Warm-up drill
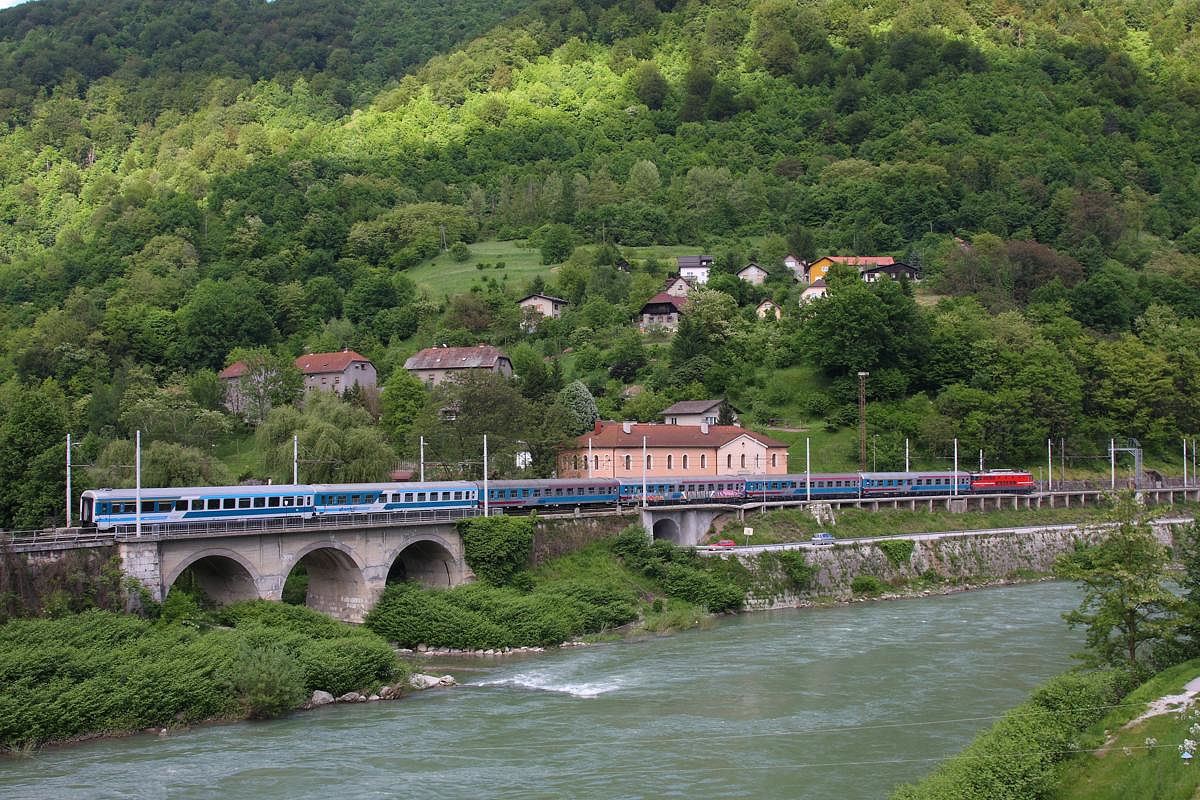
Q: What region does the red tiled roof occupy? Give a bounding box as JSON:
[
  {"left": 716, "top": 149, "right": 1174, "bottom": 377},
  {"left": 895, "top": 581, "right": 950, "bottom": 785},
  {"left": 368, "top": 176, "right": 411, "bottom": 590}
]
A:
[
  {"left": 641, "top": 292, "right": 687, "bottom": 311},
  {"left": 404, "top": 345, "right": 509, "bottom": 371},
  {"left": 295, "top": 350, "right": 371, "bottom": 375},
  {"left": 826, "top": 255, "right": 895, "bottom": 266},
  {"left": 219, "top": 350, "right": 372, "bottom": 380},
  {"left": 579, "top": 421, "right": 786, "bottom": 449},
  {"left": 218, "top": 362, "right": 248, "bottom": 380}
]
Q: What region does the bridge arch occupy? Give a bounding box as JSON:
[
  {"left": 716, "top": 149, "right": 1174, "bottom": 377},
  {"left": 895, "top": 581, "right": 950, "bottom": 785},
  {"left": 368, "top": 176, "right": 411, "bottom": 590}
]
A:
[
  {"left": 283, "top": 541, "right": 370, "bottom": 621},
  {"left": 385, "top": 537, "right": 461, "bottom": 589},
  {"left": 651, "top": 517, "right": 681, "bottom": 544},
  {"left": 164, "top": 548, "right": 262, "bottom": 607}
]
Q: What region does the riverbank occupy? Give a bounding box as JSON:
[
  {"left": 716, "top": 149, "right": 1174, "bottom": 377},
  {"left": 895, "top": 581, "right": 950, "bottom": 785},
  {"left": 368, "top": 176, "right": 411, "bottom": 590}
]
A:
[
  {"left": 0, "top": 582, "right": 1087, "bottom": 800},
  {"left": 0, "top": 599, "right": 406, "bottom": 752}
]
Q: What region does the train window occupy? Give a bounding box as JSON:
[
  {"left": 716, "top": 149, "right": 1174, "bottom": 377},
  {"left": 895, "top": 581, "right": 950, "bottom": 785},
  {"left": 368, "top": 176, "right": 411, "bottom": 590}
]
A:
[
  {"left": 416, "top": 492, "right": 426, "bottom": 502},
  {"left": 205, "top": 499, "right": 218, "bottom": 510},
  {"left": 238, "top": 497, "right": 251, "bottom": 509},
  {"left": 221, "top": 498, "right": 233, "bottom": 510},
  {"left": 454, "top": 491, "right": 462, "bottom": 500},
  {"left": 350, "top": 495, "right": 360, "bottom": 504},
  {"left": 268, "top": 497, "right": 280, "bottom": 508},
  {"left": 532, "top": 489, "right": 541, "bottom": 497},
  {"left": 404, "top": 493, "right": 413, "bottom": 503},
  {"left": 282, "top": 496, "right": 295, "bottom": 507},
  {"left": 141, "top": 501, "right": 155, "bottom": 513},
  {"left": 522, "top": 489, "right": 530, "bottom": 498},
  {"left": 175, "top": 500, "right": 188, "bottom": 512},
  {"left": 254, "top": 497, "right": 266, "bottom": 508}
]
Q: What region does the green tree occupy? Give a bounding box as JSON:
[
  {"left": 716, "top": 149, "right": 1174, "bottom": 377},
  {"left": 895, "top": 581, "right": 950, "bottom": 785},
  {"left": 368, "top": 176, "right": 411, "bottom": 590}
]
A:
[
  {"left": 258, "top": 393, "right": 395, "bottom": 484},
  {"left": 1053, "top": 493, "right": 1181, "bottom": 673},
  {"left": 557, "top": 380, "right": 599, "bottom": 435},
  {"left": 230, "top": 349, "right": 304, "bottom": 426},
  {"left": 380, "top": 369, "right": 427, "bottom": 453},
  {"left": 628, "top": 61, "right": 668, "bottom": 109}
]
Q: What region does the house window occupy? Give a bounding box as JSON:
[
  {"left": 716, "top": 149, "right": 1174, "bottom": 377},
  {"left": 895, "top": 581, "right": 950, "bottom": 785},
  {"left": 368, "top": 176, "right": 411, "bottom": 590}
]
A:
[
  {"left": 682, "top": 455, "right": 689, "bottom": 469},
  {"left": 771, "top": 453, "right": 777, "bottom": 468},
  {"left": 740, "top": 454, "right": 746, "bottom": 469},
  {"left": 667, "top": 455, "right": 673, "bottom": 470},
  {"left": 701, "top": 454, "right": 707, "bottom": 469},
  {"left": 727, "top": 454, "right": 732, "bottom": 469},
  {"left": 573, "top": 455, "right": 579, "bottom": 470},
  {"left": 624, "top": 454, "right": 631, "bottom": 470},
  {"left": 646, "top": 454, "right": 653, "bottom": 469},
  {"left": 593, "top": 455, "right": 599, "bottom": 470}
]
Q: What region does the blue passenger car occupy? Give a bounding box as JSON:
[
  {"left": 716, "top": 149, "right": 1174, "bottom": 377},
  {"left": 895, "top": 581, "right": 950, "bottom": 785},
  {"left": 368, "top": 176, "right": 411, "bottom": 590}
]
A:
[
  {"left": 860, "top": 472, "right": 970, "bottom": 497},
  {"left": 485, "top": 479, "right": 619, "bottom": 511},
  {"left": 83, "top": 485, "right": 317, "bottom": 530},
  {"left": 617, "top": 477, "right": 746, "bottom": 505},
  {"left": 745, "top": 473, "right": 860, "bottom": 500}
]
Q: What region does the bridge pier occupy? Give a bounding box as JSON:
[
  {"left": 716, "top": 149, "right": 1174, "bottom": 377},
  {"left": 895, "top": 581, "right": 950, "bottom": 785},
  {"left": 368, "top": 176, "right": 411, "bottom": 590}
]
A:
[{"left": 113, "top": 522, "right": 468, "bottom": 623}]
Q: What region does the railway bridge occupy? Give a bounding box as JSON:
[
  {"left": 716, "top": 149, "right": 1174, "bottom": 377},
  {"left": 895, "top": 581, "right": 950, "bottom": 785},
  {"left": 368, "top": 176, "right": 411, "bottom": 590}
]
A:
[{"left": 8, "top": 485, "right": 1200, "bottom": 620}]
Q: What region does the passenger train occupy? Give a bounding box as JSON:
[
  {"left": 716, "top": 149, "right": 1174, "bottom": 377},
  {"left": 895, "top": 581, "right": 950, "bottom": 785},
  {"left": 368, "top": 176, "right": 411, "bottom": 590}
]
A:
[{"left": 80, "top": 470, "right": 1035, "bottom": 531}]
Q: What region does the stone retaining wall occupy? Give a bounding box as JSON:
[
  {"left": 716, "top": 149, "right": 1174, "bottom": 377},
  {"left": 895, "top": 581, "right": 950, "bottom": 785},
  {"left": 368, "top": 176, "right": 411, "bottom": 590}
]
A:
[
  {"left": 531, "top": 513, "right": 637, "bottom": 566},
  {"left": 741, "top": 521, "right": 1183, "bottom": 609}
]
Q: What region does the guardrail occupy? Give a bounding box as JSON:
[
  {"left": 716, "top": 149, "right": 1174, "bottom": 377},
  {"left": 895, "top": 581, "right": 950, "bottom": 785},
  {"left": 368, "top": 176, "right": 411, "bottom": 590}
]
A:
[{"left": 108, "top": 506, "right": 481, "bottom": 540}]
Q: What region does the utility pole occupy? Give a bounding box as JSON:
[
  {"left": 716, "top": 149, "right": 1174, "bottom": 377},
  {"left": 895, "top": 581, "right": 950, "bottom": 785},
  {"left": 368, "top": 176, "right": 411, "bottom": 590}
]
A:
[
  {"left": 952, "top": 438, "right": 958, "bottom": 497},
  {"left": 805, "top": 437, "right": 811, "bottom": 502},
  {"left": 293, "top": 435, "right": 299, "bottom": 485},
  {"left": 978, "top": 449, "right": 983, "bottom": 472},
  {"left": 135, "top": 429, "right": 142, "bottom": 537},
  {"left": 1110, "top": 438, "right": 1116, "bottom": 490},
  {"left": 857, "top": 371, "right": 869, "bottom": 471},
  {"left": 65, "top": 434, "right": 72, "bottom": 527},
  {"left": 1047, "top": 438, "right": 1053, "bottom": 492},
  {"left": 482, "top": 435, "right": 489, "bottom": 516},
  {"left": 641, "top": 435, "right": 648, "bottom": 508},
  {"left": 904, "top": 438, "right": 909, "bottom": 472},
  {"left": 588, "top": 437, "right": 593, "bottom": 479},
  {"left": 419, "top": 436, "right": 425, "bottom": 482}
]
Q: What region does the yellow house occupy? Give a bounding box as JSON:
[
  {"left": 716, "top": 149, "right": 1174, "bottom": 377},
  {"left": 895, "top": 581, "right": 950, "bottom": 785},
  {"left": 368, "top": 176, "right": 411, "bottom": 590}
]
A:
[{"left": 805, "top": 255, "right": 895, "bottom": 285}]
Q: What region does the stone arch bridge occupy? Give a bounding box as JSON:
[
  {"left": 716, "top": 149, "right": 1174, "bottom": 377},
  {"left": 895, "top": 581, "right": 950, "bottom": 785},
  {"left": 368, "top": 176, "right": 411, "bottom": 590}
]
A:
[{"left": 120, "top": 521, "right": 468, "bottom": 623}]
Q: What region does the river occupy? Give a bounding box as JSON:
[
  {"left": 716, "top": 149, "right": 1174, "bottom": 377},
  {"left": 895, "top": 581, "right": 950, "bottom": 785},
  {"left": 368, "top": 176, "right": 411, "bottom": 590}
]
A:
[{"left": 1, "top": 581, "right": 1081, "bottom": 800}]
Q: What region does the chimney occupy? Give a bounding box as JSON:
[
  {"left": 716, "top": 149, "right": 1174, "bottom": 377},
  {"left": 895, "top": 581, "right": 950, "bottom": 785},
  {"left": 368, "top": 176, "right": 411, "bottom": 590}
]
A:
[
  {"left": 700, "top": 422, "right": 709, "bottom": 434},
  {"left": 594, "top": 419, "right": 603, "bottom": 434},
  {"left": 622, "top": 421, "right": 632, "bottom": 434}
]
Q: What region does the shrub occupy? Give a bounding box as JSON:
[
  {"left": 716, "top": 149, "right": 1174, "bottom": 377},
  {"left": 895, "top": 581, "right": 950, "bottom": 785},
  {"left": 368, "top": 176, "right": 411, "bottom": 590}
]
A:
[
  {"left": 773, "top": 550, "right": 816, "bottom": 590},
  {"left": 877, "top": 539, "right": 915, "bottom": 568},
  {"left": 365, "top": 583, "right": 514, "bottom": 649},
  {"left": 449, "top": 242, "right": 471, "bottom": 262},
  {"left": 664, "top": 565, "right": 744, "bottom": 612},
  {"left": 851, "top": 574, "right": 886, "bottom": 595},
  {"left": 890, "top": 669, "right": 1131, "bottom": 799},
  {"left": 458, "top": 516, "right": 534, "bottom": 586},
  {"left": 228, "top": 643, "right": 306, "bottom": 719},
  {"left": 159, "top": 590, "right": 203, "bottom": 624}
]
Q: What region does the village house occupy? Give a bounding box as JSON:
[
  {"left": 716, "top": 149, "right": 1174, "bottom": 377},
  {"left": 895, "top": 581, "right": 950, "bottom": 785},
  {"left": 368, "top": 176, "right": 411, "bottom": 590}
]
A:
[
  {"left": 557, "top": 420, "right": 787, "bottom": 478},
  {"left": 799, "top": 279, "right": 827, "bottom": 303},
  {"left": 403, "top": 345, "right": 513, "bottom": 386},
  {"left": 804, "top": 255, "right": 920, "bottom": 286},
  {"left": 659, "top": 399, "right": 740, "bottom": 427},
  {"left": 676, "top": 255, "right": 713, "bottom": 285},
  {"left": 219, "top": 349, "right": 377, "bottom": 413},
  {"left": 517, "top": 293, "right": 568, "bottom": 331},
  {"left": 663, "top": 276, "right": 691, "bottom": 297},
  {"left": 517, "top": 293, "right": 568, "bottom": 319},
  {"left": 736, "top": 262, "right": 768, "bottom": 285},
  {"left": 638, "top": 292, "right": 687, "bottom": 332},
  {"left": 756, "top": 299, "right": 782, "bottom": 319},
  {"left": 783, "top": 254, "right": 805, "bottom": 281}
]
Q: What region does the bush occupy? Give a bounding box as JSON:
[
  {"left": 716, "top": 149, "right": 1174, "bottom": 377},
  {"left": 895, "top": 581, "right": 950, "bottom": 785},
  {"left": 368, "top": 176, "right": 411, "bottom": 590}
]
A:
[
  {"left": 449, "top": 242, "right": 471, "bottom": 262},
  {"left": 851, "top": 574, "right": 886, "bottom": 595},
  {"left": 890, "top": 669, "right": 1131, "bottom": 799},
  {"left": 0, "top": 603, "right": 400, "bottom": 747},
  {"left": 877, "top": 539, "right": 915, "bottom": 568},
  {"left": 664, "top": 565, "right": 744, "bottom": 612},
  {"left": 773, "top": 550, "right": 816, "bottom": 590},
  {"left": 458, "top": 516, "right": 534, "bottom": 586},
  {"left": 365, "top": 583, "right": 514, "bottom": 650},
  {"left": 228, "top": 643, "right": 306, "bottom": 719}
]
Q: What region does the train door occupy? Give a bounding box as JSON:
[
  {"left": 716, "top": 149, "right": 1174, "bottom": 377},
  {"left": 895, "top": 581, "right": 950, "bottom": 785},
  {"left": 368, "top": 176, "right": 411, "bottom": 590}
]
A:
[{"left": 79, "top": 494, "right": 94, "bottom": 527}]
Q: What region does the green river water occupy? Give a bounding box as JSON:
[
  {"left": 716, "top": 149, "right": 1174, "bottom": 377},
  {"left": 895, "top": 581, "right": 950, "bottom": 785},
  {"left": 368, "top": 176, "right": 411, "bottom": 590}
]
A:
[{"left": 1, "top": 581, "right": 1081, "bottom": 800}]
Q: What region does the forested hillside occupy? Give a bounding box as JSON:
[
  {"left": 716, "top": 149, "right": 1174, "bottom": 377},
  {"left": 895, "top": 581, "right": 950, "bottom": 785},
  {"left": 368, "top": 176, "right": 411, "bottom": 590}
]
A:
[{"left": 0, "top": 0, "right": 1199, "bottom": 529}]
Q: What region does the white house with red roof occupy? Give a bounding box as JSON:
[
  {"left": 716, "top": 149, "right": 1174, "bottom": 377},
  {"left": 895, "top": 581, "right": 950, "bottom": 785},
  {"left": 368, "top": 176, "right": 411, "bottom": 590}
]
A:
[{"left": 218, "top": 349, "right": 377, "bottom": 414}]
